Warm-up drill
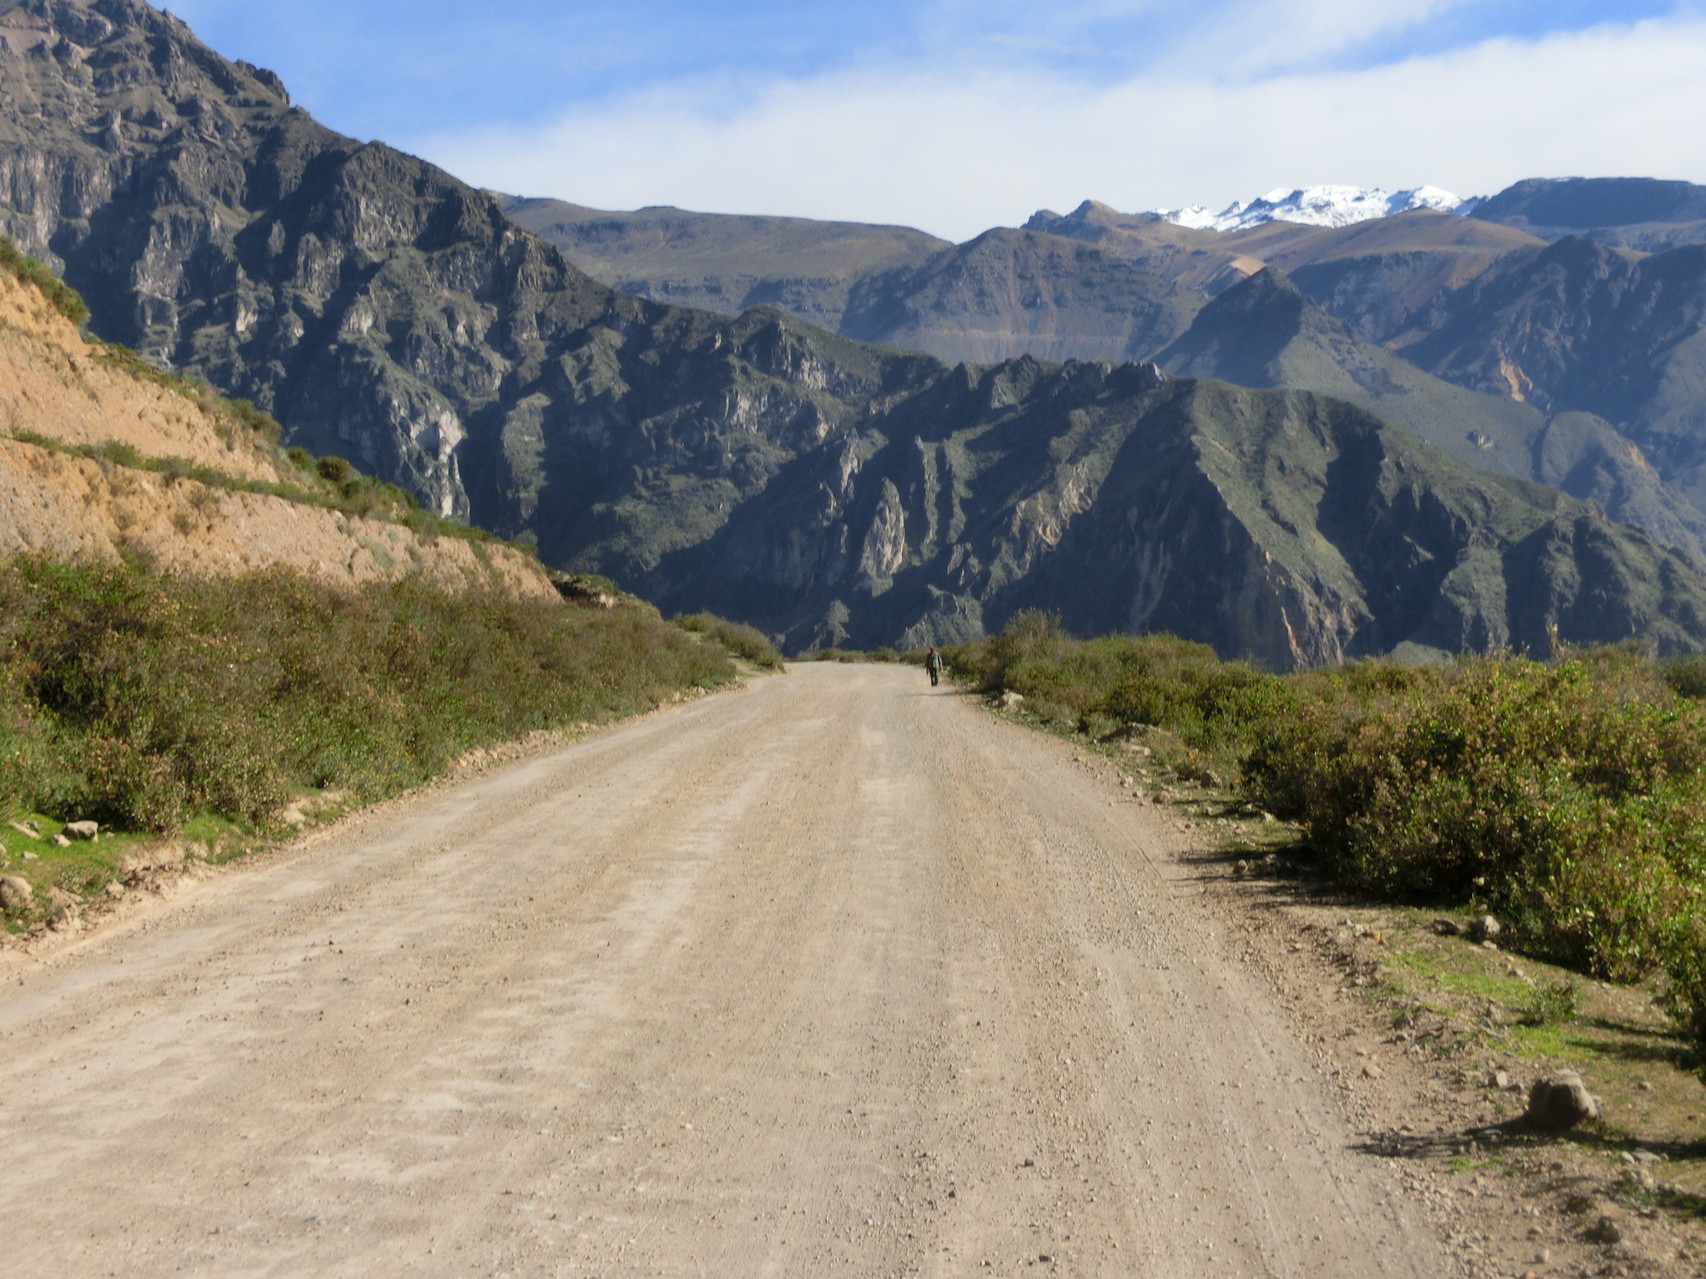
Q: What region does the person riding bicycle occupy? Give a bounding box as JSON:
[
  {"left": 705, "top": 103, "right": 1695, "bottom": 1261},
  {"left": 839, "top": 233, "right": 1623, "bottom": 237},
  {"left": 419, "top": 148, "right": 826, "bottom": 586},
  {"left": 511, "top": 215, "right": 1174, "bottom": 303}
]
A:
[{"left": 925, "top": 646, "right": 945, "bottom": 686}]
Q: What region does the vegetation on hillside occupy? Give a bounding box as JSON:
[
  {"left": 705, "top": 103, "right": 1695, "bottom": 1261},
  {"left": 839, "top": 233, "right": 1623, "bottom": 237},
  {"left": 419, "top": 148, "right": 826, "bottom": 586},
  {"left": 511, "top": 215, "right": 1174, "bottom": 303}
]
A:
[
  {"left": 0, "top": 556, "right": 737, "bottom": 838},
  {"left": 0, "top": 236, "right": 87, "bottom": 326},
  {"left": 672, "top": 612, "right": 785, "bottom": 670},
  {"left": 10, "top": 419, "right": 512, "bottom": 552},
  {"left": 948, "top": 613, "right": 1706, "bottom": 1072},
  {"left": 809, "top": 646, "right": 922, "bottom": 665}
]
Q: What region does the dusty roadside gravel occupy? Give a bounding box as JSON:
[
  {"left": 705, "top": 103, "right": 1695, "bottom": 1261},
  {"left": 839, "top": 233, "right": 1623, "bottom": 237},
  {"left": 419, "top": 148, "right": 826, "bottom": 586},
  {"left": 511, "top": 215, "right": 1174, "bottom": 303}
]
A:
[{"left": 0, "top": 663, "right": 1454, "bottom": 1276}]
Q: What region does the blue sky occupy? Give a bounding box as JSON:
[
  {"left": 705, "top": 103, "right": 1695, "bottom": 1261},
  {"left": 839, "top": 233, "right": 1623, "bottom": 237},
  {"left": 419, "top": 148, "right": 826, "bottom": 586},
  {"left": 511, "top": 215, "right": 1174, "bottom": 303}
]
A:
[{"left": 167, "top": 1, "right": 1706, "bottom": 240}]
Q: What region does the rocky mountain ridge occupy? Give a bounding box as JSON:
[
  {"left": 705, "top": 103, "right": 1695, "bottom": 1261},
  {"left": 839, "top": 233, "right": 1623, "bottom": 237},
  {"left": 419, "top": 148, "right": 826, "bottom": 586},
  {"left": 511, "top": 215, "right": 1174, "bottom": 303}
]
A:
[
  {"left": 515, "top": 177, "right": 1706, "bottom": 568},
  {"left": 666, "top": 358, "right": 1706, "bottom": 666},
  {"left": 1470, "top": 177, "right": 1706, "bottom": 252},
  {"left": 6, "top": 0, "right": 1706, "bottom": 665}
]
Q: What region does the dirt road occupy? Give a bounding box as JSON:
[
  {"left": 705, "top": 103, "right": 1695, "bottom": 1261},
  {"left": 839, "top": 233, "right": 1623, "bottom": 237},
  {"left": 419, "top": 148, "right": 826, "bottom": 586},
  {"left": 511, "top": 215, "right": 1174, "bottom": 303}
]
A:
[{"left": 0, "top": 665, "right": 1449, "bottom": 1276}]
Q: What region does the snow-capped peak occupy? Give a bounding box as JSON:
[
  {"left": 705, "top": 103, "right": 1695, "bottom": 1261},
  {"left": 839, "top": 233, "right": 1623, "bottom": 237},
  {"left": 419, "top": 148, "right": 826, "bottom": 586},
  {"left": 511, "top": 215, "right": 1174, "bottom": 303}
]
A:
[{"left": 1155, "top": 185, "right": 1475, "bottom": 232}]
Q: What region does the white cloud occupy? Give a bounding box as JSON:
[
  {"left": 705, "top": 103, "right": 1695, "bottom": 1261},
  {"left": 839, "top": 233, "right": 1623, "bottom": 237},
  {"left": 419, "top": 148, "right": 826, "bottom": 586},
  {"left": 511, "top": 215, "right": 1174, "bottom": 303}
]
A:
[
  {"left": 414, "top": 15, "right": 1706, "bottom": 242},
  {"left": 1178, "top": 0, "right": 1484, "bottom": 73}
]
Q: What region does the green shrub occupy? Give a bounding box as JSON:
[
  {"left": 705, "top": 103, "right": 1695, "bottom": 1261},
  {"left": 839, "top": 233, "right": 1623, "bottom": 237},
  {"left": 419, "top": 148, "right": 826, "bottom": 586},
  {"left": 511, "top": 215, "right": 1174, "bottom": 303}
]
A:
[
  {"left": 1664, "top": 652, "right": 1706, "bottom": 700},
  {"left": 0, "top": 237, "right": 88, "bottom": 326},
  {"left": 225, "top": 397, "right": 283, "bottom": 446},
  {"left": 1517, "top": 978, "right": 1581, "bottom": 1027},
  {"left": 96, "top": 440, "right": 145, "bottom": 468},
  {"left": 672, "top": 612, "right": 784, "bottom": 670},
  {"left": 950, "top": 619, "right": 1297, "bottom": 778},
  {"left": 315, "top": 455, "right": 358, "bottom": 485},
  {"left": 1661, "top": 917, "right": 1706, "bottom": 1081},
  {"left": 1243, "top": 656, "right": 1706, "bottom": 979},
  {"left": 0, "top": 556, "right": 738, "bottom": 832}
]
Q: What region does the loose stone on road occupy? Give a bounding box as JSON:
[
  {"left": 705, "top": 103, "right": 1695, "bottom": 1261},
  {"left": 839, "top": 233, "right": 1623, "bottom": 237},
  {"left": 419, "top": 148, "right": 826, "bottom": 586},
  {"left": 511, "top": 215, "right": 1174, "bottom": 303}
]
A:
[{"left": 0, "top": 664, "right": 1448, "bottom": 1276}]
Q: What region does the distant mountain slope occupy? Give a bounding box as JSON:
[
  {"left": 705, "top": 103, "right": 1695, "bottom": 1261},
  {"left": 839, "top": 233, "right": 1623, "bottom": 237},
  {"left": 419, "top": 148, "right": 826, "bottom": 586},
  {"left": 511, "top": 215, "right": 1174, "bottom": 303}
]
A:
[
  {"left": 1154, "top": 267, "right": 1706, "bottom": 564},
  {"left": 497, "top": 195, "right": 949, "bottom": 332},
  {"left": 1470, "top": 177, "right": 1706, "bottom": 252},
  {"left": 504, "top": 183, "right": 1706, "bottom": 559},
  {"left": 1381, "top": 237, "right": 1706, "bottom": 507},
  {"left": 1026, "top": 203, "right": 1546, "bottom": 307},
  {"left": 665, "top": 362, "right": 1706, "bottom": 666},
  {"left": 836, "top": 228, "right": 1200, "bottom": 365},
  {"left": 505, "top": 200, "right": 1201, "bottom": 368}
]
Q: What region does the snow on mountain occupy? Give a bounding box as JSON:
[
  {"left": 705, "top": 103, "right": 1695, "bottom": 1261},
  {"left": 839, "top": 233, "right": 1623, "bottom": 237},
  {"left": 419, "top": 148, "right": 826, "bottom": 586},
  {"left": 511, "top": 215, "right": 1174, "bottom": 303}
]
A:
[{"left": 1156, "top": 185, "right": 1477, "bottom": 232}]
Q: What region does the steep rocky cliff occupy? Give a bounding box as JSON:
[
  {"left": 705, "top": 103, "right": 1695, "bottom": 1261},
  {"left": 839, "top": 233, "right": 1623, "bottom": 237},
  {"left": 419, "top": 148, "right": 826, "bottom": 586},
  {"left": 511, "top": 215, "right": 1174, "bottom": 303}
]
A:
[
  {"left": 1, "top": 0, "right": 621, "bottom": 518},
  {"left": 640, "top": 359, "right": 1706, "bottom": 666},
  {"left": 0, "top": 0, "right": 933, "bottom": 540}
]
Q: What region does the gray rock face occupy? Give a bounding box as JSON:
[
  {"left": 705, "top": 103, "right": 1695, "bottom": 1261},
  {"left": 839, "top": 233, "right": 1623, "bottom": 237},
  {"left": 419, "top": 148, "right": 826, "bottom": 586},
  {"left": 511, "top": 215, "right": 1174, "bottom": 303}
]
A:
[{"left": 1525, "top": 1071, "right": 1600, "bottom": 1130}]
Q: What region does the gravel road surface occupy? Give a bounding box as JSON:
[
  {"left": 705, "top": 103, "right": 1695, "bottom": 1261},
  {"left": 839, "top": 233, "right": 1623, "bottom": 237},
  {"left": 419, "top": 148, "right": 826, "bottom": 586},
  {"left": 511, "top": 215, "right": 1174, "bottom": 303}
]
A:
[{"left": 0, "top": 664, "right": 1448, "bottom": 1276}]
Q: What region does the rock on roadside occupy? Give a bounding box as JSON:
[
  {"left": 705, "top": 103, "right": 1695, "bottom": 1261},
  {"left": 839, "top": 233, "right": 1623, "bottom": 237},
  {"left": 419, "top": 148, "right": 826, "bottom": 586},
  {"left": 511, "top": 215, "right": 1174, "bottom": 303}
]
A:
[
  {"left": 1468, "top": 914, "right": 1502, "bottom": 944},
  {"left": 1526, "top": 1071, "right": 1600, "bottom": 1130},
  {"left": 0, "top": 875, "right": 31, "bottom": 912}
]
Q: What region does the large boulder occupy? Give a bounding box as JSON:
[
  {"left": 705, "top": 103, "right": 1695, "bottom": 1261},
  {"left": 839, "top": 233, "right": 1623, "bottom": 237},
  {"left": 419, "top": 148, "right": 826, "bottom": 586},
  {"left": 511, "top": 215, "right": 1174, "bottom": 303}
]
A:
[
  {"left": 1525, "top": 1071, "right": 1600, "bottom": 1130},
  {"left": 0, "top": 875, "right": 32, "bottom": 912}
]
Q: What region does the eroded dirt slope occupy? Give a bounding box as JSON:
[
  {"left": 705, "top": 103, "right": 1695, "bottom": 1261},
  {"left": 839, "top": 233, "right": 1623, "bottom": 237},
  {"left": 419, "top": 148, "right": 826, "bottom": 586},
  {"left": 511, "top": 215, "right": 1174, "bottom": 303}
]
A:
[
  {"left": 0, "top": 267, "right": 555, "bottom": 599},
  {"left": 0, "top": 665, "right": 1449, "bottom": 1276}
]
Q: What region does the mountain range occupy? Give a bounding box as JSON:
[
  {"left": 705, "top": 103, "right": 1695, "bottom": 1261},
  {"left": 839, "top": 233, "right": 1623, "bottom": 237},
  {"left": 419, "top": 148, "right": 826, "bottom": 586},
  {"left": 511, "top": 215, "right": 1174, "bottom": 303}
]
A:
[
  {"left": 514, "top": 182, "right": 1706, "bottom": 545},
  {"left": 1149, "top": 184, "right": 1473, "bottom": 232},
  {"left": 5, "top": 0, "right": 1706, "bottom": 665}
]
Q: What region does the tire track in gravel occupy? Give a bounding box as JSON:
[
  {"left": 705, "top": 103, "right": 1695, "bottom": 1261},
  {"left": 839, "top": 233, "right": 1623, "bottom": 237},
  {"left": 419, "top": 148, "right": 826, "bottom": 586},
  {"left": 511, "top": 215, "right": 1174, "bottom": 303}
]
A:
[{"left": 0, "top": 663, "right": 1450, "bottom": 1277}]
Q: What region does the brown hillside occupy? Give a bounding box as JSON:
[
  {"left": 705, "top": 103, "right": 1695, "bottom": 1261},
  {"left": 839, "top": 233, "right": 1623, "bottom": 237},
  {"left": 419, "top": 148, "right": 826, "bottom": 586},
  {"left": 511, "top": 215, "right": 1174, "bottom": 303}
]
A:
[
  {"left": 0, "top": 268, "right": 286, "bottom": 482},
  {"left": 0, "top": 268, "right": 556, "bottom": 599}
]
